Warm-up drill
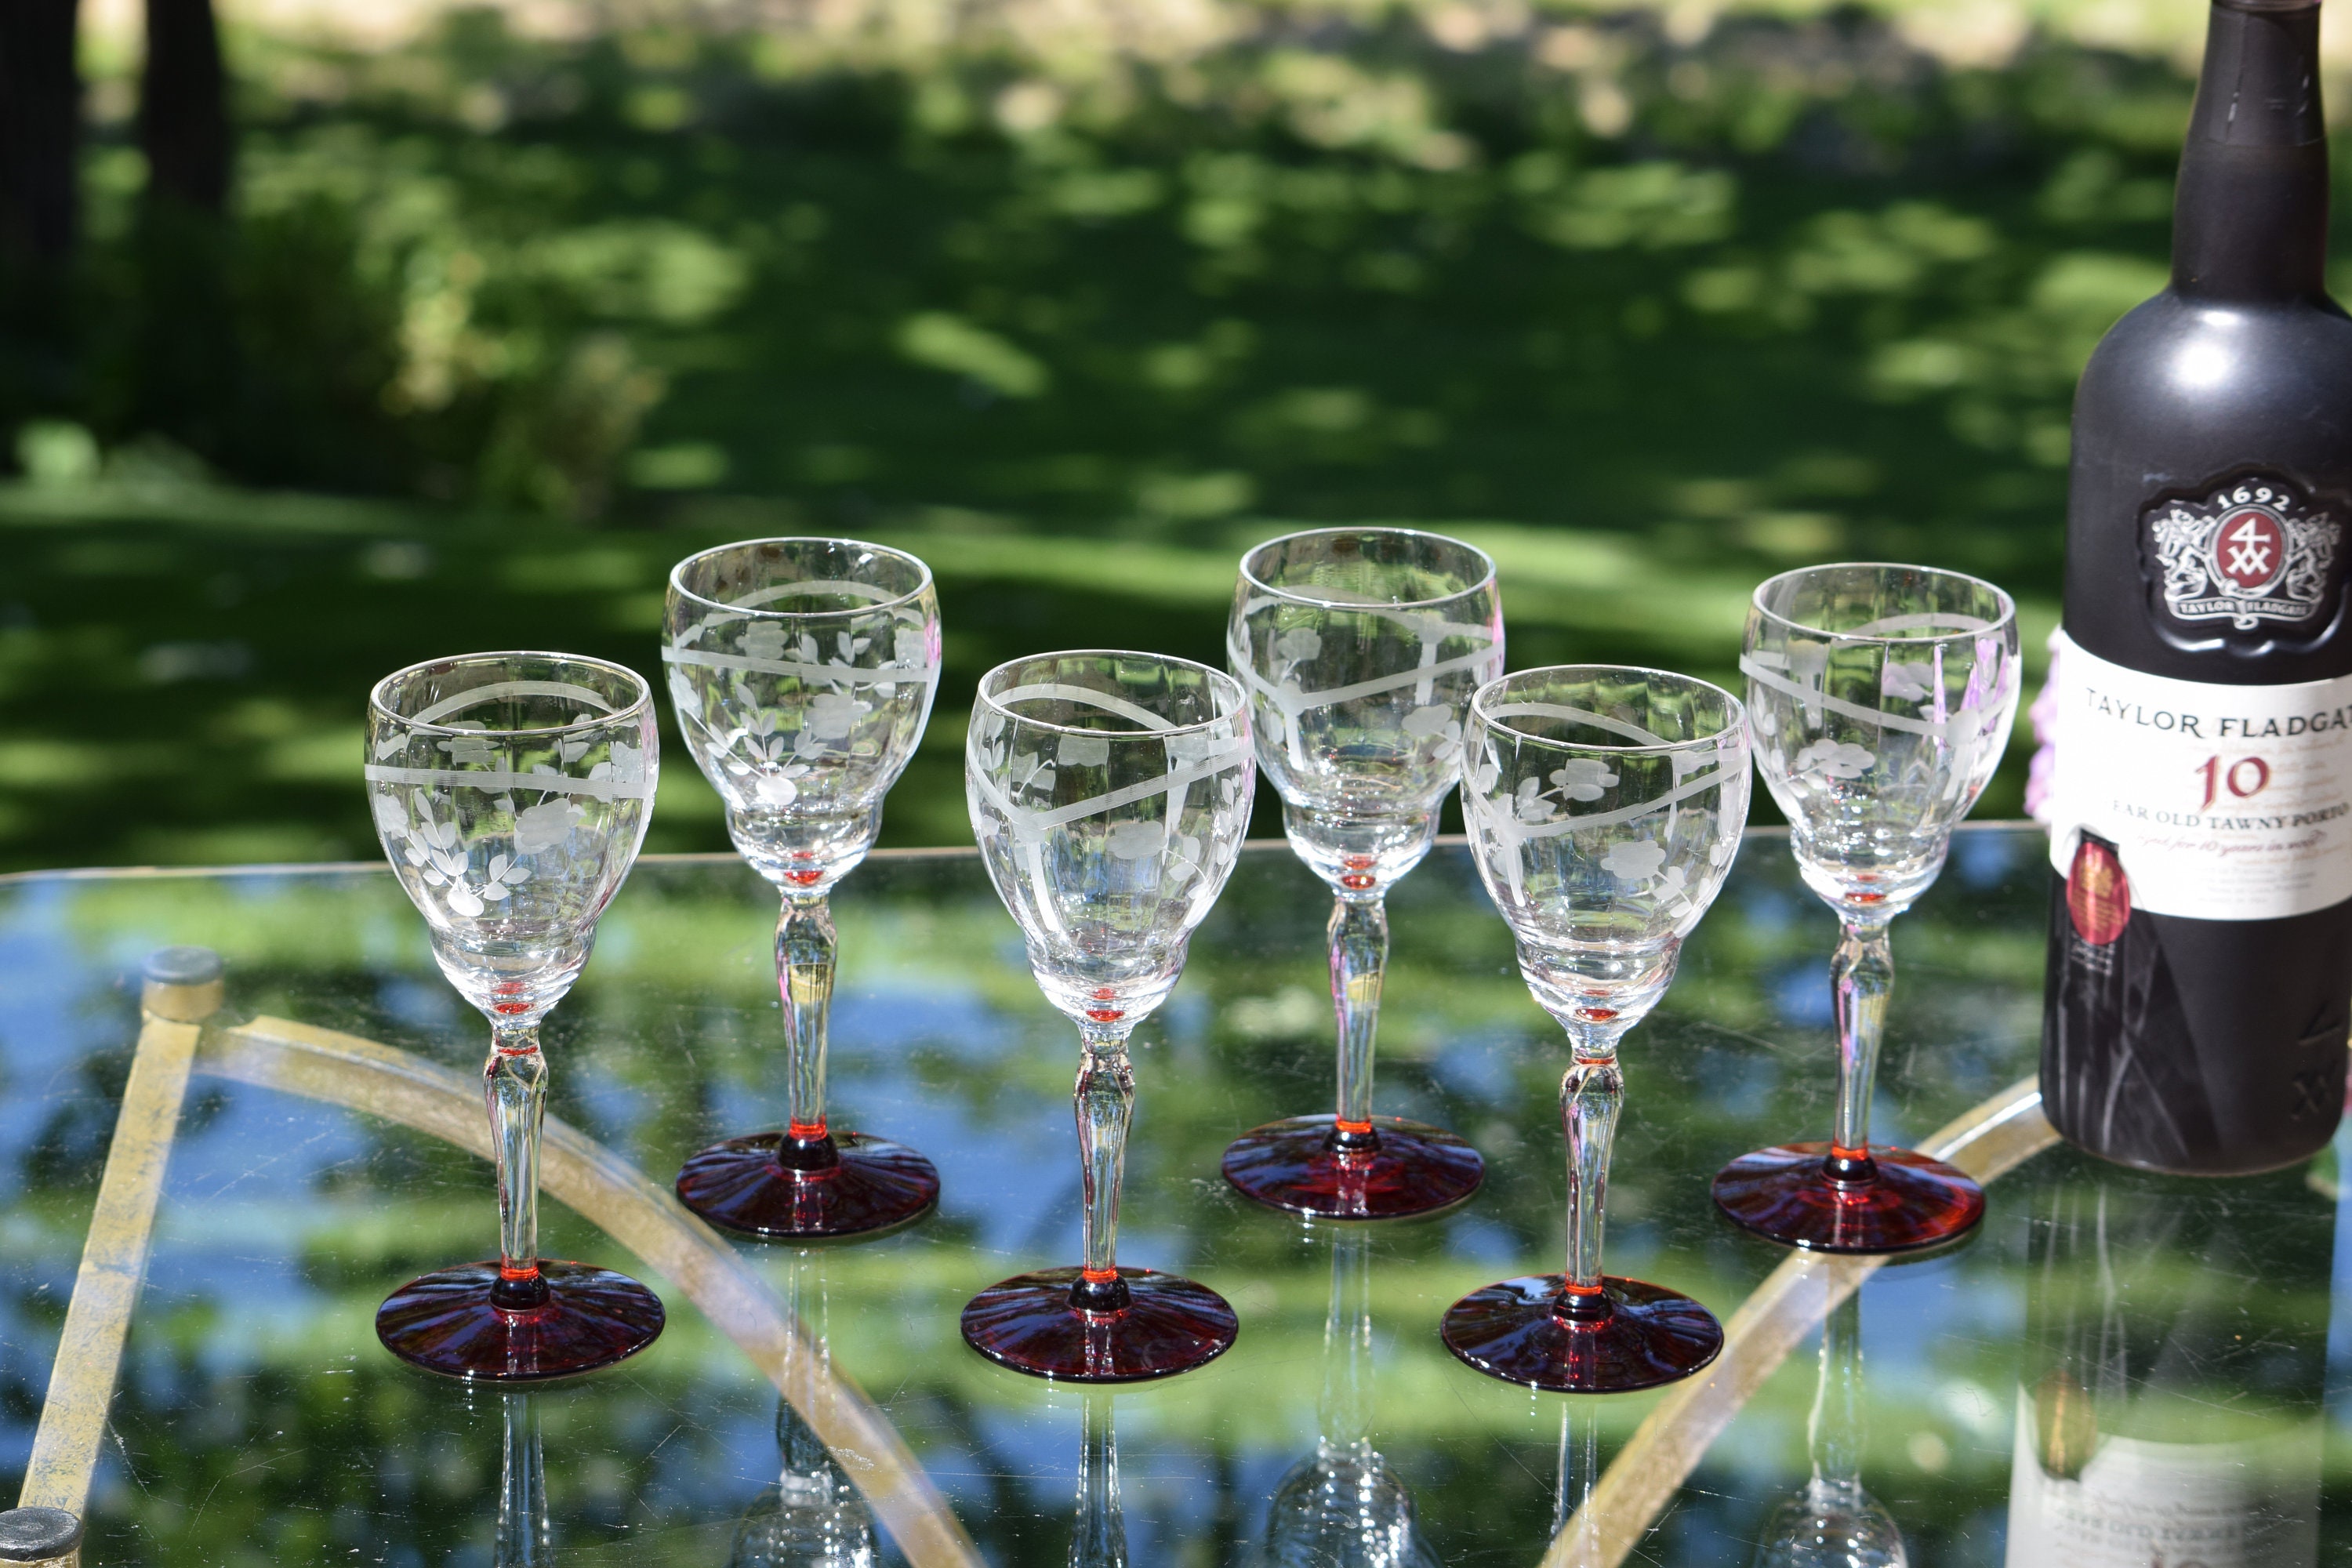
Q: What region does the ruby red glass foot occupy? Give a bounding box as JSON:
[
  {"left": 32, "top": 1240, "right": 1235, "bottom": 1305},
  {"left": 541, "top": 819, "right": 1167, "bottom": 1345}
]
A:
[
  {"left": 1711, "top": 1141, "right": 1985, "bottom": 1254},
  {"left": 376, "top": 1260, "right": 666, "bottom": 1382},
  {"left": 1221, "top": 1113, "right": 1484, "bottom": 1220},
  {"left": 960, "top": 1265, "right": 1239, "bottom": 1382},
  {"left": 1441, "top": 1274, "right": 1723, "bottom": 1393},
  {"left": 676, "top": 1130, "right": 939, "bottom": 1240}
]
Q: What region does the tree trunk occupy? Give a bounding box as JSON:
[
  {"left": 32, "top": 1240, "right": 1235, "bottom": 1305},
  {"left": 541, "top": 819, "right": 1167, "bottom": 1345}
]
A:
[
  {"left": 0, "top": 0, "right": 82, "bottom": 259},
  {"left": 141, "top": 0, "right": 228, "bottom": 213}
]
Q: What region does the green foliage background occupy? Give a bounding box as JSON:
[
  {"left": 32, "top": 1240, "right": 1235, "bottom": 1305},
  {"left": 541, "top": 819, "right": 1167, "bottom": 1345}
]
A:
[{"left": 0, "top": 0, "right": 2313, "bottom": 870}]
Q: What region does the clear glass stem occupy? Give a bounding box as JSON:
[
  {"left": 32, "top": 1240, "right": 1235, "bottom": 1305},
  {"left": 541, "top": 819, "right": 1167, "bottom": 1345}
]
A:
[
  {"left": 1072, "top": 1390, "right": 1128, "bottom": 1568},
  {"left": 1559, "top": 1044, "right": 1624, "bottom": 1315},
  {"left": 1329, "top": 893, "right": 1388, "bottom": 1145},
  {"left": 1812, "top": 1285, "right": 1867, "bottom": 1496},
  {"left": 1320, "top": 1227, "right": 1374, "bottom": 1450},
  {"left": 1829, "top": 921, "right": 1895, "bottom": 1174},
  {"left": 485, "top": 1021, "right": 548, "bottom": 1310},
  {"left": 1072, "top": 1022, "right": 1135, "bottom": 1312},
  {"left": 779, "top": 893, "right": 838, "bottom": 1166},
  {"left": 496, "top": 1392, "right": 547, "bottom": 1568}
]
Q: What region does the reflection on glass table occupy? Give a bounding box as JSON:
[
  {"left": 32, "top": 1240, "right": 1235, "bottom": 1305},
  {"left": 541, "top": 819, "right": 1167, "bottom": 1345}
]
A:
[
  {"left": 1252, "top": 1230, "right": 1438, "bottom": 1567},
  {"left": 4, "top": 826, "right": 2352, "bottom": 1564},
  {"left": 495, "top": 1393, "right": 550, "bottom": 1568},
  {"left": 1750, "top": 1283, "right": 1906, "bottom": 1568},
  {"left": 729, "top": 1250, "right": 880, "bottom": 1568}
]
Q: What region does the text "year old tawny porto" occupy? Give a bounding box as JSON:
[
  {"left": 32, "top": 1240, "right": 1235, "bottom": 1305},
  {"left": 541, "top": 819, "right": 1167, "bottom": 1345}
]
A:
[{"left": 2042, "top": 0, "right": 2352, "bottom": 1174}]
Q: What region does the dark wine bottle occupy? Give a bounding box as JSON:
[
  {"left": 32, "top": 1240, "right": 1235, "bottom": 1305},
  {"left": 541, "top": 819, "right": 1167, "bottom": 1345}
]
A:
[{"left": 2042, "top": 0, "right": 2352, "bottom": 1174}]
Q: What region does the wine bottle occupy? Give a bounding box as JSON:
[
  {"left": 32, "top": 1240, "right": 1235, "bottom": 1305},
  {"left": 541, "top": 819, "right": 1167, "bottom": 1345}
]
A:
[{"left": 2042, "top": 0, "right": 2352, "bottom": 1174}]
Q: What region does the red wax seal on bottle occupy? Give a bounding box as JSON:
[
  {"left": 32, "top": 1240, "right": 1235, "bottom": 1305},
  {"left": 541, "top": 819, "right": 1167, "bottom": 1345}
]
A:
[{"left": 2066, "top": 834, "right": 2132, "bottom": 946}]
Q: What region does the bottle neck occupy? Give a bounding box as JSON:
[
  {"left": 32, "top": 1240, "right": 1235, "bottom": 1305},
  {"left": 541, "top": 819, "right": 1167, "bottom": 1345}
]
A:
[{"left": 2172, "top": 0, "right": 2329, "bottom": 302}]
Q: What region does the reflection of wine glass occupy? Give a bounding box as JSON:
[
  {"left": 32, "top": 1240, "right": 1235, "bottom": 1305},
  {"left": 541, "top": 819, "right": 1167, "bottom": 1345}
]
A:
[
  {"left": 495, "top": 1393, "right": 548, "bottom": 1568},
  {"left": 1749, "top": 1284, "right": 1906, "bottom": 1568},
  {"left": 961, "top": 652, "right": 1256, "bottom": 1381},
  {"left": 1220, "top": 528, "right": 1503, "bottom": 1220},
  {"left": 365, "top": 652, "right": 666, "bottom": 1381},
  {"left": 667, "top": 538, "right": 943, "bottom": 1240},
  {"left": 1253, "top": 1229, "right": 1439, "bottom": 1568},
  {"left": 1071, "top": 1392, "right": 1130, "bottom": 1568},
  {"left": 730, "top": 1251, "right": 878, "bottom": 1568},
  {"left": 1550, "top": 1400, "right": 1601, "bottom": 1564},
  {"left": 1445, "top": 666, "right": 1749, "bottom": 1392},
  {"left": 1712, "top": 564, "right": 2019, "bottom": 1255}
]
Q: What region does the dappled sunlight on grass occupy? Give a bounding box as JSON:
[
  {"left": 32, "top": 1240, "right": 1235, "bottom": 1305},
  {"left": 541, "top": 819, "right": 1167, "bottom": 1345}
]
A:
[{"left": 0, "top": 0, "right": 2249, "bottom": 868}]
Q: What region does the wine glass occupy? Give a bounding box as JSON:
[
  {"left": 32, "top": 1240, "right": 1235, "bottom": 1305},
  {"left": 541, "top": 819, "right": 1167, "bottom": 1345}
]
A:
[
  {"left": 1750, "top": 1283, "right": 1908, "bottom": 1568},
  {"left": 961, "top": 651, "right": 1256, "bottom": 1381},
  {"left": 1251, "top": 1228, "right": 1439, "bottom": 1568},
  {"left": 664, "top": 538, "right": 943, "bottom": 1240},
  {"left": 1220, "top": 528, "right": 1504, "bottom": 1220},
  {"left": 1711, "top": 564, "right": 2019, "bottom": 1254},
  {"left": 1445, "top": 666, "right": 1750, "bottom": 1392},
  {"left": 365, "top": 652, "right": 665, "bottom": 1381}
]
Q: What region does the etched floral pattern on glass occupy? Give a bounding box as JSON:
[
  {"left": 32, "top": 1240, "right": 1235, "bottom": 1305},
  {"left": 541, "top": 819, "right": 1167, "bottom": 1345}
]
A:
[
  {"left": 364, "top": 651, "right": 666, "bottom": 1382},
  {"left": 1218, "top": 527, "right": 1504, "bottom": 1221},
  {"left": 1713, "top": 563, "right": 2021, "bottom": 1256},
  {"left": 1445, "top": 665, "right": 1749, "bottom": 1395},
  {"left": 664, "top": 537, "right": 946, "bottom": 1241},
  {"left": 960, "top": 650, "right": 1256, "bottom": 1383}
]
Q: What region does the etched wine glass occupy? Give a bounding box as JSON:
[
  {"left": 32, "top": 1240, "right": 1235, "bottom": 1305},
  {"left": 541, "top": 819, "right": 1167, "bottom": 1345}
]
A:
[
  {"left": 962, "top": 651, "right": 1256, "bottom": 1381},
  {"left": 366, "top": 652, "right": 665, "bottom": 1381},
  {"left": 1711, "top": 564, "right": 2019, "bottom": 1254},
  {"left": 664, "top": 538, "right": 943, "bottom": 1240},
  {"left": 1445, "top": 666, "right": 1750, "bottom": 1392},
  {"left": 1221, "top": 528, "right": 1504, "bottom": 1219}
]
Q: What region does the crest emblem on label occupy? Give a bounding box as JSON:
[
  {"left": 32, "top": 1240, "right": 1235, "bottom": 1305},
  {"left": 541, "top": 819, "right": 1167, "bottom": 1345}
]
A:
[{"left": 2147, "top": 477, "right": 2341, "bottom": 630}]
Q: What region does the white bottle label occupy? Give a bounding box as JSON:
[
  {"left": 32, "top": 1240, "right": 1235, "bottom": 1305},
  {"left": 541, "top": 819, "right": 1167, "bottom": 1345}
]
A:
[
  {"left": 2045, "top": 630, "right": 2352, "bottom": 920},
  {"left": 2005, "top": 1403, "right": 2320, "bottom": 1568}
]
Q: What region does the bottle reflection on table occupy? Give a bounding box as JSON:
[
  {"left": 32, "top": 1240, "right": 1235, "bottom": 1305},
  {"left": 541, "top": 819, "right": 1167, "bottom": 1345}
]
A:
[
  {"left": 1253, "top": 1229, "right": 1439, "bottom": 1568},
  {"left": 2005, "top": 1163, "right": 2327, "bottom": 1568},
  {"left": 1748, "top": 1280, "right": 1905, "bottom": 1568},
  {"left": 496, "top": 1392, "right": 549, "bottom": 1568},
  {"left": 730, "top": 1250, "right": 879, "bottom": 1568}
]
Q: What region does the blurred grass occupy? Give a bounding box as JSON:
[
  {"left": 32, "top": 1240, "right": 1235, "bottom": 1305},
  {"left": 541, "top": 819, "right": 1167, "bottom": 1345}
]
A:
[{"left": 0, "top": 0, "right": 2298, "bottom": 870}]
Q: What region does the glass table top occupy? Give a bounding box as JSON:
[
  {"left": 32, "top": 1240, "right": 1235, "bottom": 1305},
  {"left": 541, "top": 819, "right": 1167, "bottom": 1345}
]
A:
[{"left": 0, "top": 824, "right": 2341, "bottom": 1566}]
